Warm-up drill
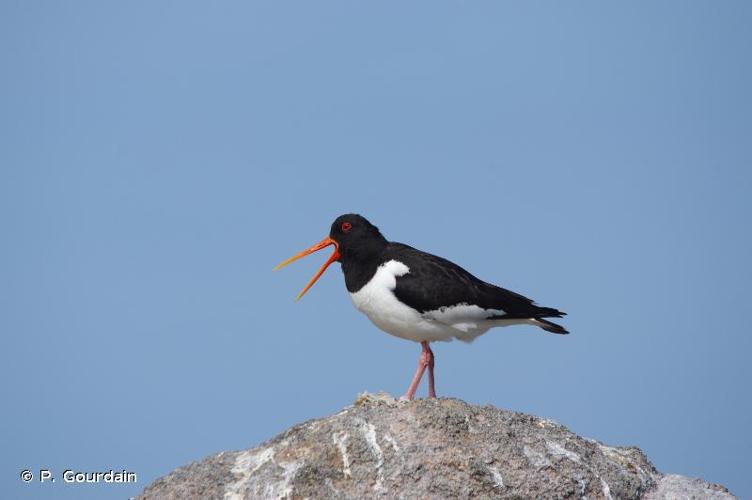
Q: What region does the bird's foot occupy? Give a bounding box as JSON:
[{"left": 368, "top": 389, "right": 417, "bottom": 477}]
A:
[{"left": 401, "top": 342, "right": 437, "bottom": 400}]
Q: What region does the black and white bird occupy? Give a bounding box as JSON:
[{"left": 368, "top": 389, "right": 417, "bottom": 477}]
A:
[{"left": 274, "top": 214, "right": 568, "bottom": 400}]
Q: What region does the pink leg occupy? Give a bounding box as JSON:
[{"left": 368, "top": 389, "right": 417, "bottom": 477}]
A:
[
  {"left": 426, "top": 343, "right": 436, "bottom": 398},
  {"left": 401, "top": 342, "right": 436, "bottom": 400}
]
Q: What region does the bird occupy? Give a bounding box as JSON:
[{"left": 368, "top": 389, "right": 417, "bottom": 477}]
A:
[{"left": 274, "top": 214, "right": 567, "bottom": 400}]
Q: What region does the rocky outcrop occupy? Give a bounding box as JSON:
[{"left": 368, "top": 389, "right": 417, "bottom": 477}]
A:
[{"left": 140, "top": 393, "right": 734, "bottom": 499}]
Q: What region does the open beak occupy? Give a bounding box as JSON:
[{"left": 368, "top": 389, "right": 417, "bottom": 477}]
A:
[{"left": 273, "top": 236, "right": 340, "bottom": 300}]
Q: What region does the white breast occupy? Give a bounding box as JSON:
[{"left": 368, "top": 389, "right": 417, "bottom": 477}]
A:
[{"left": 349, "top": 260, "right": 530, "bottom": 343}]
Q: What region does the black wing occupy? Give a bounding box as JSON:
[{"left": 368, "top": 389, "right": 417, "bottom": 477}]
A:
[{"left": 388, "top": 242, "right": 565, "bottom": 320}]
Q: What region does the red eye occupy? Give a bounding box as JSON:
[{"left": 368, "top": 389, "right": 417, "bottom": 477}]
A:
[{"left": 341, "top": 222, "right": 352, "bottom": 233}]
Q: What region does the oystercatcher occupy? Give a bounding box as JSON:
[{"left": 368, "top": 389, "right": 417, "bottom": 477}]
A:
[{"left": 274, "top": 214, "right": 567, "bottom": 400}]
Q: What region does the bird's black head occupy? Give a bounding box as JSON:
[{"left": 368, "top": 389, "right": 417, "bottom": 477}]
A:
[
  {"left": 329, "top": 214, "right": 387, "bottom": 262},
  {"left": 274, "top": 213, "right": 387, "bottom": 300}
]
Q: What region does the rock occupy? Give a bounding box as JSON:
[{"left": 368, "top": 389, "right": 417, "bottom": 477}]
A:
[
  {"left": 139, "top": 393, "right": 735, "bottom": 499},
  {"left": 643, "top": 475, "right": 735, "bottom": 500}
]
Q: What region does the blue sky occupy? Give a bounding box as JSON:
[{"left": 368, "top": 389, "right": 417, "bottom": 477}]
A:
[{"left": 2, "top": 1, "right": 751, "bottom": 498}]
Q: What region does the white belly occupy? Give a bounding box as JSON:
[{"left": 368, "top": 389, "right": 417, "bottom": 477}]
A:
[{"left": 349, "top": 260, "right": 532, "bottom": 343}]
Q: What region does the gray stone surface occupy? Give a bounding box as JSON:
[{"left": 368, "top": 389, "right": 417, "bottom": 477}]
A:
[
  {"left": 643, "top": 474, "right": 735, "bottom": 500},
  {"left": 139, "top": 393, "right": 735, "bottom": 499}
]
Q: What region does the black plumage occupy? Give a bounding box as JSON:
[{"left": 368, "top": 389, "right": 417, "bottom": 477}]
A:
[{"left": 331, "top": 214, "right": 568, "bottom": 334}]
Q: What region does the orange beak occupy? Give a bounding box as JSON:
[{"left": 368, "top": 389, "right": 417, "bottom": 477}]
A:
[{"left": 273, "top": 236, "right": 340, "bottom": 300}]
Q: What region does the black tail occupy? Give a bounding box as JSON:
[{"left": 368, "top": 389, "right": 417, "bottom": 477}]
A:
[
  {"left": 533, "top": 307, "right": 569, "bottom": 334},
  {"left": 535, "top": 318, "right": 569, "bottom": 334}
]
